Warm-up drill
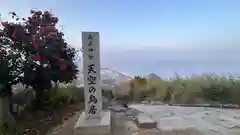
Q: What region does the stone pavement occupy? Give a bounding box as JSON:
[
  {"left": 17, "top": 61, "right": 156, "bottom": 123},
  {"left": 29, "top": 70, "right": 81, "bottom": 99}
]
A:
[
  {"left": 46, "top": 104, "right": 240, "bottom": 135},
  {"left": 129, "top": 104, "right": 240, "bottom": 135}
]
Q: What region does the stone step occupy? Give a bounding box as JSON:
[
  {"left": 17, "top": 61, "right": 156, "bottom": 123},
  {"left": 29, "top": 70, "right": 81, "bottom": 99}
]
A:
[{"left": 134, "top": 113, "right": 157, "bottom": 129}]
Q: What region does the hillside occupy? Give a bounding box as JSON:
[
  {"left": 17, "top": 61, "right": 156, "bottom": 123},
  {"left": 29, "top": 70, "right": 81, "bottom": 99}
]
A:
[
  {"left": 76, "top": 68, "right": 133, "bottom": 89},
  {"left": 146, "top": 73, "right": 162, "bottom": 80}
]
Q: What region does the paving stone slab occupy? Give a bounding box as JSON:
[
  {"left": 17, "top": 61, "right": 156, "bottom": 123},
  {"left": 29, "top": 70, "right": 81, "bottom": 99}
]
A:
[
  {"left": 200, "top": 130, "right": 222, "bottom": 135},
  {"left": 156, "top": 117, "right": 197, "bottom": 133},
  {"left": 113, "top": 117, "right": 129, "bottom": 127},
  {"left": 135, "top": 114, "right": 156, "bottom": 129},
  {"left": 151, "top": 110, "right": 180, "bottom": 120},
  {"left": 125, "top": 109, "right": 138, "bottom": 116},
  {"left": 112, "top": 111, "right": 126, "bottom": 118},
  {"left": 221, "top": 110, "right": 240, "bottom": 119}
]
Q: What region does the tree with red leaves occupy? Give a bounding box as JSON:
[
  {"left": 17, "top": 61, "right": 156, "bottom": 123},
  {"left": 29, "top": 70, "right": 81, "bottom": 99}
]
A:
[{"left": 0, "top": 9, "right": 78, "bottom": 109}]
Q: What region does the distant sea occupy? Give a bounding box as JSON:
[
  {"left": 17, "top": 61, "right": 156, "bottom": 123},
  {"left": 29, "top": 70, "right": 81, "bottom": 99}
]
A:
[
  {"left": 103, "top": 60, "right": 240, "bottom": 79},
  {"left": 97, "top": 48, "right": 240, "bottom": 79}
]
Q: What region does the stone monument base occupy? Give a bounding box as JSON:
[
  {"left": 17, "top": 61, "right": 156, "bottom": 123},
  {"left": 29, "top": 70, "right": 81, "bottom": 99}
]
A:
[{"left": 74, "top": 111, "right": 111, "bottom": 135}]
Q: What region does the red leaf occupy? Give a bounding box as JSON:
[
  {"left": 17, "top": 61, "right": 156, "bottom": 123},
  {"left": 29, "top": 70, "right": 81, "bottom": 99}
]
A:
[
  {"left": 44, "top": 11, "right": 50, "bottom": 15},
  {"left": 59, "top": 59, "right": 66, "bottom": 71},
  {"left": 45, "top": 34, "right": 53, "bottom": 39},
  {"left": 60, "top": 64, "right": 66, "bottom": 71},
  {"left": 38, "top": 11, "right": 42, "bottom": 15},
  {"left": 30, "top": 10, "right": 35, "bottom": 14},
  {"left": 0, "top": 21, "right": 8, "bottom": 26},
  {"left": 31, "top": 55, "right": 41, "bottom": 61},
  {"left": 39, "top": 27, "right": 45, "bottom": 34}
]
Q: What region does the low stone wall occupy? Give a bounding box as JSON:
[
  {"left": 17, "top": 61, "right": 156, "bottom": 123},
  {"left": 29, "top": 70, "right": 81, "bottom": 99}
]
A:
[
  {"left": 170, "top": 103, "right": 240, "bottom": 109},
  {"left": 140, "top": 100, "right": 240, "bottom": 109}
]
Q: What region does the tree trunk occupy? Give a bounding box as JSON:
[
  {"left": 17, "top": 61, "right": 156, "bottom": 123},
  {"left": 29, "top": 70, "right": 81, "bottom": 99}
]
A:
[
  {"left": 0, "top": 97, "right": 16, "bottom": 130},
  {"left": 54, "top": 81, "right": 59, "bottom": 91},
  {"left": 34, "top": 88, "right": 44, "bottom": 109},
  {"left": 33, "top": 66, "right": 45, "bottom": 110},
  {"left": 6, "top": 84, "right": 13, "bottom": 115}
]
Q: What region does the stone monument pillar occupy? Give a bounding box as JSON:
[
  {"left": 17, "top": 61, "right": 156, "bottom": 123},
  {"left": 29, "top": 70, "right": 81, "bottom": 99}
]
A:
[
  {"left": 74, "top": 32, "right": 111, "bottom": 135},
  {"left": 82, "top": 32, "right": 102, "bottom": 118}
]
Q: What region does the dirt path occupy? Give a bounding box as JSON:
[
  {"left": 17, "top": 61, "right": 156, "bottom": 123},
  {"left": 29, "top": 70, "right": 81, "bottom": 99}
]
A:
[
  {"left": 45, "top": 111, "right": 125, "bottom": 135},
  {"left": 46, "top": 112, "right": 80, "bottom": 135}
]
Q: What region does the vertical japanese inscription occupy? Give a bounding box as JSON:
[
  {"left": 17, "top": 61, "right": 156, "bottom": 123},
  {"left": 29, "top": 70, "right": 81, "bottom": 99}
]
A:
[
  {"left": 82, "top": 32, "right": 101, "bottom": 118},
  {"left": 87, "top": 34, "right": 97, "bottom": 115}
]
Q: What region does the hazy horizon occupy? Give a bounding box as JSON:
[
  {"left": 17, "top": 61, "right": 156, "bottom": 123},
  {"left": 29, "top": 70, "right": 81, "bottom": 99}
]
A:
[{"left": 99, "top": 48, "right": 240, "bottom": 77}]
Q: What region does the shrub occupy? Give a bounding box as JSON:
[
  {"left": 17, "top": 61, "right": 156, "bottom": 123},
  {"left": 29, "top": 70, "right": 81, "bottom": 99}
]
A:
[
  {"left": 202, "top": 83, "right": 230, "bottom": 103},
  {"left": 0, "top": 123, "right": 24, "bottom": 135},
  {"left": 67, "top": 86, "right": 84, "bottom": 102},
  {"left": 43, "top": 87, "right": 75, "bottom": 109},
  {"left": 114, "top": 74, "right": 240, "bottom": 104}
]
